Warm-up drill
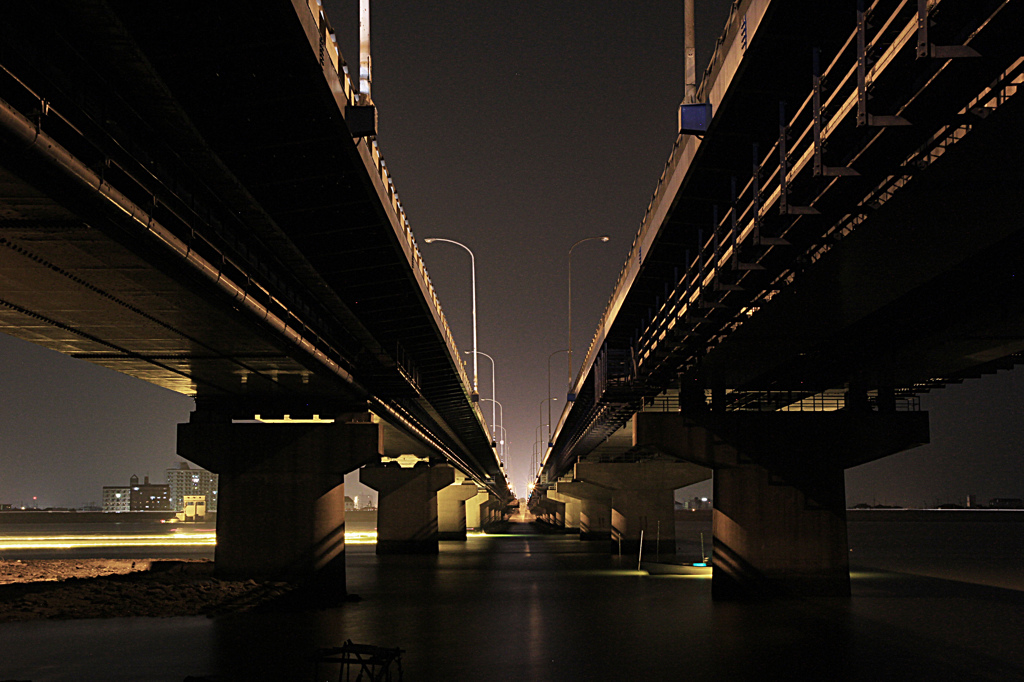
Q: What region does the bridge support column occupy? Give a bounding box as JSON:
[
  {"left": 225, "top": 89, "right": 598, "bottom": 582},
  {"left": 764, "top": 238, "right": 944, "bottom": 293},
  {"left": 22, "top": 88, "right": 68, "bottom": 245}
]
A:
[
  {"left": 547, "top": 491, "right": 580, "bottom": 532},
  {"left": 634, "top": 410, "right": 929, "bottom": 599},
  {"left": 554, "top": 480, "right": 612, "bottom": 540},
  {"left": 713, "top": 463, "right": 849, "bottom": 600},
  {"left": 360, "top": 463, "right": 455, "bottom": 553},
  {"left": 437, "top": 481, "right": 480, "bottom": 540},
  {"left": 574, "top": 461, "right": 708, "bottom": 555},
  {"left": 466, "top": 489, "right": 490, "bottom": 530},
  {"left": 176, "top": 418, "right": 381, "bottom": 584}
]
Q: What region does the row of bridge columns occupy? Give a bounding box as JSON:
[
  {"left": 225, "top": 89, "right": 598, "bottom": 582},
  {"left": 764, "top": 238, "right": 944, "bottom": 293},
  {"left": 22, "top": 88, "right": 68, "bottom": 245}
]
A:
[
  {"left": 176, "top": 407, "right": 926, "bottom": 600},
  {"left": 176, "top": 413, "right": 510, "bottom": 590},
  {"left": 533, "top": 409, "right": 928, "bottom": 599}
]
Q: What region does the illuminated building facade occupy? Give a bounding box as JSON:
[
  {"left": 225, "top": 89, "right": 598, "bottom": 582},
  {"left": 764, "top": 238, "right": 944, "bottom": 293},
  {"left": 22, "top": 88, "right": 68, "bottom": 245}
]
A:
[
  {"left": 102, "top": 486, "right": 131, "bottom": 512},
  {"left": 166, "top": 462, "right": 218, "bottom": 512},
  {"left": 130, "top": 475, "right": 171, "bottom": 511}
]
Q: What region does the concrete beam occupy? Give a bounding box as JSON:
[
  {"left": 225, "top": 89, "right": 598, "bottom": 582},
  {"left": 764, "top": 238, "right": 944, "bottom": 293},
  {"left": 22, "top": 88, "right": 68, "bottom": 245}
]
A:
[
  {"left": 176, "top": 420, "right": 382, "bottom": 584},
  {"left": 360, "top": 463, "right": 455, "bottom": 554},
  {"left": 634, "top": 410, "right": 930, "bottom": 470}
]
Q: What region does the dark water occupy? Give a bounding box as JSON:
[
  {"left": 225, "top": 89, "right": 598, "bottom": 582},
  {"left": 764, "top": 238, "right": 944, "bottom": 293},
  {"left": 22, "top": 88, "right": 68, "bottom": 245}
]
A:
[{"left": 1, "top": 514, "right": 1022, "bottom": 681}]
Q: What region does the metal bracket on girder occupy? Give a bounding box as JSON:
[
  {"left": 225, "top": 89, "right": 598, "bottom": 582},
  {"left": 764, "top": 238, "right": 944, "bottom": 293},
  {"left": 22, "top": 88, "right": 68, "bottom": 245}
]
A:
[
  {"left": 730, "top": 177, "right": 764, "bottom": 272},
  {"left": 916, "top": 0, "right": 981, "bottom": 59},
  {"left": 856, "top": 0, "right": 911, "bottom": 127},
  {"left": 713, "top": 206, "right": 743, "bottom": 291},
  {"left": 751, "top": 143, "right": 789, "bottom": 246},
  {"left": 779, "top": 101, "right": 819, "bottom": 216},
  {"left": 812, "top": 48, "right": 858, "bottom": 178}
]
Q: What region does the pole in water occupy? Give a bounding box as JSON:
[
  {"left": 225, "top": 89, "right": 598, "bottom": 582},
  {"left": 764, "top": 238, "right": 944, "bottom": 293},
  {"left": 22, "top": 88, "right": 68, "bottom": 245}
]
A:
[
  {"left": 700, "top": 531, "right": 707, "bottom": 563},
  {"left": 656, "top": 520, "right": 661, "bottom": 563},
  {"left": 637, "top": 529, "right": 645, "bottom": 571}
]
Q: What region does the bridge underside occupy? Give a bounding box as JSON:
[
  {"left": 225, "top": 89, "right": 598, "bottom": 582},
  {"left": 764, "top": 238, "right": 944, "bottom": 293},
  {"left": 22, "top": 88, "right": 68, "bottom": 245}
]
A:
[
  {"left": 0, "top": 2, "right": 513, "bottom": 581},
  {"left": 539, "top": 0, "right": 1024, "bottom": 598}
]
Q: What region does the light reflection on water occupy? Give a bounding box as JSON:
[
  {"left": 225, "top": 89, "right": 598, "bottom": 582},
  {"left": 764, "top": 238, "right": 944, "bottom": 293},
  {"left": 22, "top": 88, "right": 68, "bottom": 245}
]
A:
[{"left": 0, "top": 517, "right": 1022, "bottom": 681}]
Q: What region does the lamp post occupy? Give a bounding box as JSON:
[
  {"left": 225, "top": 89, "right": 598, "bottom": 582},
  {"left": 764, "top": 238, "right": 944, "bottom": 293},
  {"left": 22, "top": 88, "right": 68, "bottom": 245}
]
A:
[
  {"left": 567, "top": 235, "right": 610, "bottom": 400},
  {"left": 547, "top": 349, "right": 568, "bottom": 447},
  {"left": 481, "top": 397, "right": 504, "bottom": 457},
  {"left": 468, "top": 351, "right": 497, "bottom": 438},
  {"left": 533, "top": 425, "right": 549, "bottom": 479},
  {"left": 538, "top": 397, "right": 556, "bottom": 476},
  {"left": 425, "top": 237, "right": 478, "bottom": 400}
]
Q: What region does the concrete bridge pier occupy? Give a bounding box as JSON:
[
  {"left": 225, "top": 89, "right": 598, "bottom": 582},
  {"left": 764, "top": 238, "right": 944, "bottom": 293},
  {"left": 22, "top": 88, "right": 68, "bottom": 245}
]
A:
[
  {"left": 553, "top": 480, "right": 612, "bottom": 540},
  {"left": 575, "top": 461, "right": 707, "bottom": 555},
  {"left": 360, "top": 462, "right": 455, "bottom": 553},
  {"left": 546, "top": 490, "right": 581, "bottom": 532},
  {"left": 538, "top": 495, "right": 565, "bottom": 528},
  {"left": 176, "top": 416, "right": 382, "bottom": 585},
  {"left": 437, "top": 480, "right": 480, "bottom": 540},
  {"left": 465, "top": 489, "right": 490, "bottom": 530},
  {"left": 634, "top": 410, "right": 929, "bottom": 599},
  {"left": 712, "top": 461, "right": 850, "bottom": 600}
]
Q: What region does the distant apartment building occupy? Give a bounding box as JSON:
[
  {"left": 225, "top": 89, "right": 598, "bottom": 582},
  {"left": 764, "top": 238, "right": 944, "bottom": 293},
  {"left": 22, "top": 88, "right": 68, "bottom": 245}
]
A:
[
  {"left": 166, "top": 462, "right": 218, "bottom": 512},
  {"left": 103, "top": 474, "right": 170, "bottom": 512},
  {"left": 130, "top": 475, "right": 172, "bottom": 511},
  {"left": 102, "top": 485, "right": 131, "bottom": 512}
]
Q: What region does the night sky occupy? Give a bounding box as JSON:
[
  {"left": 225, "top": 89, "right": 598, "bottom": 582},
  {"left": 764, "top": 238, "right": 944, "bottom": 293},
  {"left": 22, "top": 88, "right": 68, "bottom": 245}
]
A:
[{"left": 1, "top": 1, "right": 1021, "bottom": 508}]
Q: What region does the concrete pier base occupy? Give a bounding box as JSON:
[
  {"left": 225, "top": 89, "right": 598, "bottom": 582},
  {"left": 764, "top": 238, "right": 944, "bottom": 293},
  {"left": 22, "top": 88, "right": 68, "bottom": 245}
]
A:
[
  {"left": 713, "top": 463, "right": 850, "bottom": 599},
  {"left": 547, "top": 491, "right": 580, "bottom": 532},
  {"left": 465, "top": 489, "right": 490, "bottom": 530},
  {"left": 553, "top": 480, "right": 611, "bottom": 540},
  {"left": 575, "top": 460, "right": 708, "bottom": 554},
  {"left": 176, "top": 419, "right": 382, "bottom": 583},
  {"left": 634, "top": 410, "right": 929, "bottom": 599},
  {"left": 360, "top": 463, "right": 455, "bottom": 554},
  {"left": 437, "top": 481, "right": 480, "bottom": 540}
]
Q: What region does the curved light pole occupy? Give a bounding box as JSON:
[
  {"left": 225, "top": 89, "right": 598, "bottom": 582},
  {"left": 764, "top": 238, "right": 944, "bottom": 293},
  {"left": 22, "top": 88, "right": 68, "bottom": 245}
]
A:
[
  {"left": 533, "top": 424, "right": 549, "bottom": 479},
  {"left": 468, "top": 350, "right": 497, "bottom": 437},
  {"left": 568, "top": 235, "right": 610, "bottom": 400},
  {"left": 538, "top": 397, "right": 556, "bottom": 477},
  {"left": 481, "top": 397, "right": 504, "bottom": 457},
  {"left": 425, "top": 237, "right": 478, "bottom": 400},
  {"left": 547, "top": 349, "right": 568, "bottom": 446}
]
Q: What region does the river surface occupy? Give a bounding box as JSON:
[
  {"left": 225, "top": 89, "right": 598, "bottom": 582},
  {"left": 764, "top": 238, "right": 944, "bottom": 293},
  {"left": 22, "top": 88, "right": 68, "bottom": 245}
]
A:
[{"left": 0, "top": 511, "right": 1021, "bottom": 681}]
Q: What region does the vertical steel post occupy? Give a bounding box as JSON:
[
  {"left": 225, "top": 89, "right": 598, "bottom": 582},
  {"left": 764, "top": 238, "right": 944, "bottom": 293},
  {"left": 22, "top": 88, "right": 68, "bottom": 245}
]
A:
[
  {"left": 812, "top": 48, "right": 823, "bottom": 177},
  {"left": 359, "top": 0, "right": 372, "bottom": 102},
  {"left": 778, "top": 101, "right": 789, "bottom": 216},
  {"left": 856, "top": 0, "right": 868, "bottom": 127},
  {"left": 684, "top": 0, "right": 697, "bottom": 104}
]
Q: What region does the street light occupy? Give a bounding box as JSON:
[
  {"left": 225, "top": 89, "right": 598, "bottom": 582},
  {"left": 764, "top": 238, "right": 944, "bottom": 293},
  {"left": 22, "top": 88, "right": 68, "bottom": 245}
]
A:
[
  {"left": 547, "top": 349, "right": 568, "bottom": 446},
  {"left": 567, "top": 235, "right": 610, "bottom": 401},
  {"left": 538, "top": 397, "right": 556, "bottom": 476},
  {"left": 533, "top": 425, "right": 549, "bottom": 479},
  {"left": 468, "top": 351, "right": 497, "bottom": 438},
  {"left": 425, "top": 237, "right": 478, "bottom": 400},
  {"left": 481, "top": 397, "right": 504, "bottom": 457}
]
